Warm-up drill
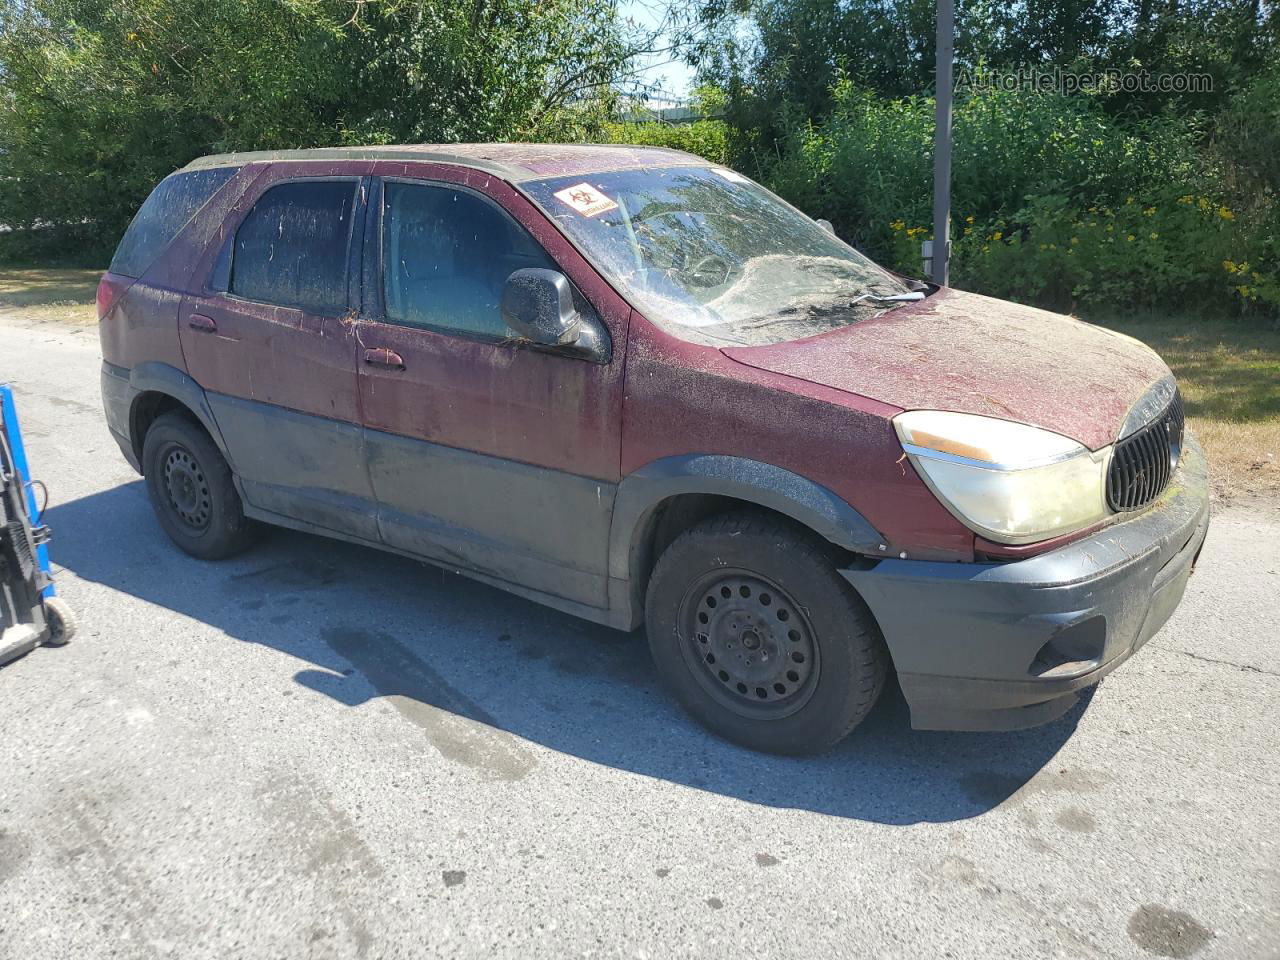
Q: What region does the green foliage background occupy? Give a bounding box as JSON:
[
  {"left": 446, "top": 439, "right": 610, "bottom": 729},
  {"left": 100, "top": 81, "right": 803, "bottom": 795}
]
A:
[
  {"left": 753, "top": 77, "right": 1279, "bottom": 316},
  {"left": 0, "top": 0, "right": 638, "bottom": 258},
  {"left": 686, "top": 0, "right": 1280, "bottom": 318},
  {"left": 1, "top": 0, "right": 1276, "bottom": 319}
]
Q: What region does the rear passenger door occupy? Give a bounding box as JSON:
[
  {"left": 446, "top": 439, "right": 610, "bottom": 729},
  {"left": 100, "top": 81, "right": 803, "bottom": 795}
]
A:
[
  {"left": 355, "top": 175, "right": 626, "bottom": 608},
  {"left": 179, "top": 172, "right": 378, "bottom": 540}
]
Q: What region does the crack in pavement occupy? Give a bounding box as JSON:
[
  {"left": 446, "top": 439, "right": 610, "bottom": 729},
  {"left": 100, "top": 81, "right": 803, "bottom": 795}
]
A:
[{"left": 1151, "top": 644, "right": 1280, "bottom": 677}]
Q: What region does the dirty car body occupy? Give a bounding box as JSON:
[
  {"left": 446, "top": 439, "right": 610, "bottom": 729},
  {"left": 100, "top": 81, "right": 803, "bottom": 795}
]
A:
[{"left": 97, "top": 144, "right": 1209, "bottom": 752}]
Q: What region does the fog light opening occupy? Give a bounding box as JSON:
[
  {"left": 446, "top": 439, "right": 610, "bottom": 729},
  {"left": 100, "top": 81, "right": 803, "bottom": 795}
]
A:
[{"left": 1030, "top": 616, "right": 1107, "bottom": 679}]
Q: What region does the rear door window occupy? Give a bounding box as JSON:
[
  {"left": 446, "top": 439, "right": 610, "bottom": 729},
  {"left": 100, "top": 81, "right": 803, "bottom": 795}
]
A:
[
  {"left": 110, "top": 167, "right": 238, "bottom": 278},
  {"left": 381, "top": 181, "right": 555, "bottom": 338},
  {"left": 231, "top": 179, "right": 359, "bottom": 315}
]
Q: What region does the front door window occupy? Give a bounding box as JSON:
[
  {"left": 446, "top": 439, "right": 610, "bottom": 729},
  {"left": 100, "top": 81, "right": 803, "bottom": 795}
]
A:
[{"left": 381, "top": 181, "right": 555, "bottom": 339}]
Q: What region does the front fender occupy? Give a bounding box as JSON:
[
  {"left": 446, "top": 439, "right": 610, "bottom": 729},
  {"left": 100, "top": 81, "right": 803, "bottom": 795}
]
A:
[{"left": 609, "top": 454, "right": 884, "bottom": 584}]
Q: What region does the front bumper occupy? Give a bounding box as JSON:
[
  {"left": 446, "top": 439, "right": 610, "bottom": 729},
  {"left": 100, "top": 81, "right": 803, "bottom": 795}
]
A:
[{"left": 843, "top": 436, "right": 1210, "bottom": 732}]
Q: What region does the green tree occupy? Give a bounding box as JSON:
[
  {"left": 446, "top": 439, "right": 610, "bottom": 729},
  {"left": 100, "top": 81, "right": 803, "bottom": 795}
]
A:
[
  {"left": 0, "top": 0, "right": 670, "bottom": 253},
  {"left": 700, "top": 0, "right": 1280, "bottom": 129}
]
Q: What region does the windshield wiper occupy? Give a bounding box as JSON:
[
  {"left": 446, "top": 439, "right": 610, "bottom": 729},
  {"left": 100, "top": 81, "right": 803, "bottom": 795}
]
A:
[{"left": 850, "top": 291, "right": 926, "bottom": 305}]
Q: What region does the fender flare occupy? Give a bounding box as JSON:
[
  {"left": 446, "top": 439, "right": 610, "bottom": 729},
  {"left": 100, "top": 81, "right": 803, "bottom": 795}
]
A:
[
  {"left": 608, "top": 455, "right": 884, "bottom": 585},
  {"left": 127, "top": 361, "right": 234, "bottom": 468}
]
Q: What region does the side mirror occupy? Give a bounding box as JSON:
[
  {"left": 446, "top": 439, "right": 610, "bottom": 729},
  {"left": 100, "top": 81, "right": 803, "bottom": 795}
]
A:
[
  {"left": 501, "top": 268, "right": 581, "bottom": 346},
  {"left": 815, "top": 218, "right": 836, "bottom": 235}
]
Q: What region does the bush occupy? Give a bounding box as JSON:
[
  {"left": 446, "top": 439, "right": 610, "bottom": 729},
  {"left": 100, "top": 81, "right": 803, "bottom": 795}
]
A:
[
  {"left": 0, "top": 224, "right": 112, "bottom": 267},
  {"left": 885, "top": 197, "right": 1278, "bottom": 318},
  {"left": 943, "top": 195, "right": 1278, "bottom": 315},
  {"left": 754, "top": 79, "right": 1275, "bottom": 319},
  {"left": 595, "top": 120, "right": 732, "bottom": 166}
]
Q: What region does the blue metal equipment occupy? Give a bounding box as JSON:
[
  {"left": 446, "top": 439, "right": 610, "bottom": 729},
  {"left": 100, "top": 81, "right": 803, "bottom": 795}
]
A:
[{"left": 1, "top": 384, "right": 75, "bottom": 665}]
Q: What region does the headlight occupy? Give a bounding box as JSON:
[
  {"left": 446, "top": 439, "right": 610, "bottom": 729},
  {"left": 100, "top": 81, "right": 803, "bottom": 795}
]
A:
[{"left": 894, "top": 411, "right": 1111, "bottom": 545}]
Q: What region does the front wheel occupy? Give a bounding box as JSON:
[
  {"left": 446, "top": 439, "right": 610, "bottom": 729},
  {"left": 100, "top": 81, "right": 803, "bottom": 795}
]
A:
[{"left": 645, "top": 512, "right": 887, "bottom": 755}]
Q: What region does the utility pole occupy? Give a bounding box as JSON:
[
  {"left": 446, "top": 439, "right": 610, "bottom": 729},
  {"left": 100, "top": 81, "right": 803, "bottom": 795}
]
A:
[{"left": 931, "top": 0, "right": 954, "bottom": 286}]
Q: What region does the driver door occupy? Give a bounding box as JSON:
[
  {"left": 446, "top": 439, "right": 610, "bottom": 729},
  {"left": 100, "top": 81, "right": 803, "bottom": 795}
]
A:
[{"left": 355, "top": 172, "right": 630, "bottom": 609}]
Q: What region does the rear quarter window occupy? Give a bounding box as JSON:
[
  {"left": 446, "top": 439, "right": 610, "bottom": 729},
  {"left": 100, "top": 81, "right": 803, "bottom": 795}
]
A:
[{"left": 110, "top": 167, "right": 239, "bottom": 278}]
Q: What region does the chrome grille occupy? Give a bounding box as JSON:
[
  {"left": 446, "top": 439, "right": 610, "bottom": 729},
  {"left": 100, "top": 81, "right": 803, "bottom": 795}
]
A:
[{"left": 1106, "top": 389, "right": 1185, "bottom": 512}]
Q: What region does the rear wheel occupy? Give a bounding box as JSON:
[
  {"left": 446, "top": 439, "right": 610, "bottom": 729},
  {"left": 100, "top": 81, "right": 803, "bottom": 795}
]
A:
[
  {"left": 645, "top": 512, "right": 887, "bottom": 754},
  {"left": 142, "top": 412, "right": 257, "bottom": 560}
]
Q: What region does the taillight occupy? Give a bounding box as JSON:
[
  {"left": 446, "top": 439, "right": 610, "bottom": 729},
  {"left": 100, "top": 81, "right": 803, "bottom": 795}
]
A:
[{"left": 96, "top": 274, "right": 122, "bottom": 320}]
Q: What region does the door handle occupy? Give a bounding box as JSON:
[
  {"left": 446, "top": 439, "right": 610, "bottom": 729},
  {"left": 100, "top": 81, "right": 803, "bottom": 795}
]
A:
[
  {"left": 188, "top": 314, "right": 217, "bottom": 333},
  {"left": 363, "top": 347, "right": 405, "bottom": 370}
]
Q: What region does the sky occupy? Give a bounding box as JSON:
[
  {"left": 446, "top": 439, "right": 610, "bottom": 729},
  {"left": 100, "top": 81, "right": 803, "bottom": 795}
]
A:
[{"left": 618, "top": 0, "right": 697, "bottom": 99}]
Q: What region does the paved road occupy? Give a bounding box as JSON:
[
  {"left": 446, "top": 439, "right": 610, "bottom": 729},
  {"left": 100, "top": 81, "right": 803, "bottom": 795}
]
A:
[{"left": 1, "top": 312, "right": 1277, "bottom": 960}]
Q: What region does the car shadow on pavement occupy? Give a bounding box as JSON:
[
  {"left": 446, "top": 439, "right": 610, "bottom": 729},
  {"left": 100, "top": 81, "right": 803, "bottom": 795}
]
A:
[{"left": 44, "top": 481, "right": 1092, "bottom": 825}]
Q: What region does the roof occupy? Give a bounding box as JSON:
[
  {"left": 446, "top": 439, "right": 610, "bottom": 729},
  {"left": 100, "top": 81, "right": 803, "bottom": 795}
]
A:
[{"left": 181, "top": 143, "right": 707, "bottom": 182}]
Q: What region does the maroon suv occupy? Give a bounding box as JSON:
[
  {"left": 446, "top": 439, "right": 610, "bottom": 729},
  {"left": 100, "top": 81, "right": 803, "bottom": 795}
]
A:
[{"left": 98, "top": 144, "right": 1209, "bottom": 753}]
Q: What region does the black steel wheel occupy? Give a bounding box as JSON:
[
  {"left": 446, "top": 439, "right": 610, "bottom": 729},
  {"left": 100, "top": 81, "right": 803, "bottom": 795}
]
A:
[
  {"left": 679, "top": 569, "right": 820, "bottom": 719},
  {"left": 142, "top": 411, "right": 258, "bottom": 561},
  {"left": 646, "top": 512, "right": 887, "bottom": 755},
  {"left": 161, "top": 445, "right": 213, "bottom": 531}
]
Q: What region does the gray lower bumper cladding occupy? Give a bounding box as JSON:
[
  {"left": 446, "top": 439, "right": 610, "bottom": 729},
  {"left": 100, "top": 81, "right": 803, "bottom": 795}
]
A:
[{"left": 844, "top": 438, "right": 1210, "bottom": 732}]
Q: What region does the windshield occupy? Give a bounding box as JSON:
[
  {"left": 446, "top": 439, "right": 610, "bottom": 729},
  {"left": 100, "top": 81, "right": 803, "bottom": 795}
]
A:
[{"left": 522, "top": 166, "right": 914, "bottom": 346}]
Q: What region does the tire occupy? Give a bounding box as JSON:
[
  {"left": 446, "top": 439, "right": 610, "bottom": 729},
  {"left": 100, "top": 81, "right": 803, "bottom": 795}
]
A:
[
  {"left": 142, "top": 411, "right": 257, "bottom": 560},
  {"left": 645, "top": 511, "right": 887, "bottom": 755},
  {"left": 42, "top": 595, "right": 76, "bottom": 646}
]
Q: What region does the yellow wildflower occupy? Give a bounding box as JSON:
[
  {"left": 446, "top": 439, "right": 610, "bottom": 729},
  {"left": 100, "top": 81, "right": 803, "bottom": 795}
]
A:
[
  {"left": 1070, "top": 237, "right": 1079, "bottom": 245},
  {"left": 1143, "top": 207, "right": 1156, "bottom": 216},
  {"left": 992, "top": 231, "right": 1003, "bottom": 241},
  {"left": 1149, "top": 232, "right": 1158, "bottom": 240},
  {"left": 890, "top": 220, "right": 905, "bottom": 231},
  {"left": 1236, "top": 285, "right": 1250, "bottom": 297},
  {"left": 1219, "top": 207, "right": 1234, "bottom": 220},
  {"left": 965, "top": 215, "right": 974, "bottom": 223},
  {"left": 1126, "top": 234, "right": 1135, "bottom": 242},
  {"left": 1223, "top": 260, "right": 1238, "bottom": 273}
]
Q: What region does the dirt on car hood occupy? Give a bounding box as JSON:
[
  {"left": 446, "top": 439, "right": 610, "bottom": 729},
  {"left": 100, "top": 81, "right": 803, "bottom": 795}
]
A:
[{"left": 722, "top": 288, "right": 1172, "bottom": 451}]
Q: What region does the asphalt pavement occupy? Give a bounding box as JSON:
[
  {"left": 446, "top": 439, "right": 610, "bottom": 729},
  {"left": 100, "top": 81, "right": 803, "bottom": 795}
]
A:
[{"left": 1, "top": 312, "right": 1277, "bottom": 959}]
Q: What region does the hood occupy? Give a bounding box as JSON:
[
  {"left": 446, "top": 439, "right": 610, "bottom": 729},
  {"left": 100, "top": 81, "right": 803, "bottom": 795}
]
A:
[{"left": 722, "top": 288, "right": 1172, "bottom": 451}]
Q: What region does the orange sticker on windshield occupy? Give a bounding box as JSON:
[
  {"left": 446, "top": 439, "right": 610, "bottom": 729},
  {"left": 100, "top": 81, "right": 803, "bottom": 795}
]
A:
[{"left": 553, "top": 183, "right": 619, "bottom": 218}]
